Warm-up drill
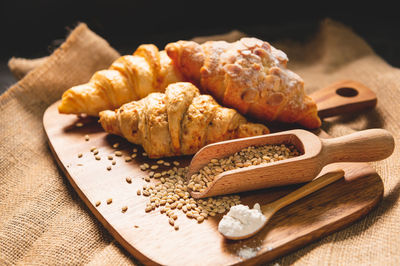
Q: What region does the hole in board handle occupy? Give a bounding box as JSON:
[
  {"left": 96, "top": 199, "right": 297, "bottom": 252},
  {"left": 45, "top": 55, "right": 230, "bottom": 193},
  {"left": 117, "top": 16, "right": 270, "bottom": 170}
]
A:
[{"left": 335, "top": 87, "right": 359, "bottom": 97}]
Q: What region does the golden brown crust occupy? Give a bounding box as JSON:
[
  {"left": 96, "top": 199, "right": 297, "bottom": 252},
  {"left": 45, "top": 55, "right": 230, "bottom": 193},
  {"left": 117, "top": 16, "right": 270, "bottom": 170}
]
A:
[
  {"left": 99, "top": 82, "right": 269, "bottom": 158},
  {"left": 58, "top": 44, "right": 183, "bottom": 116},
  {"left": 166, "top": 38, "right": 321, "bottom": 129}
]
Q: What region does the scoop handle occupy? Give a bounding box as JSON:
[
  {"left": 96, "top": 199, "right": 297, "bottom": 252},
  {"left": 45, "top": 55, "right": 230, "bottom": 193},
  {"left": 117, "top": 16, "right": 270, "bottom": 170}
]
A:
[{"left": 320, "top": 128, "right": 394, "bottom": 165}]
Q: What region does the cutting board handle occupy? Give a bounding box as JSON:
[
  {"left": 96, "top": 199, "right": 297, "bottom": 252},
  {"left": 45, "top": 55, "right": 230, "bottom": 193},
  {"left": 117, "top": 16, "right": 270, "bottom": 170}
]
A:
[{"left": 310, "top": 80, "right": 377, "bottom": 118}]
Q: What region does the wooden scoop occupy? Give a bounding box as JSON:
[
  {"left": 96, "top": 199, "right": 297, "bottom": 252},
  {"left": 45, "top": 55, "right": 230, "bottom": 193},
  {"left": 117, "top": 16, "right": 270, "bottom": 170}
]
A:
[{"left": 187, "top": 128, "right": 394, "bottom": 198}]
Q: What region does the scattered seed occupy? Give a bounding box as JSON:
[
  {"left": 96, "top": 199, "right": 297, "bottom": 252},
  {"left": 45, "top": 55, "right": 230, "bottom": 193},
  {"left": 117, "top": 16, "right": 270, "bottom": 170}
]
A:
[
  {"left": 77, "top": 153, "right": 83, "bottom": 158},
  {"left": 115, "top": 151, "right": 122, "bottom": 157},
  {"left": 126, "top": 177, "right": 132, "bottom": 184},
  {"left": 95, "top": 155, "right": 101, "bottom": 160},
  {"left": 122, "top": 206, "right": 128, "bottom": 213},
  {"left": 84, "top": 135, "right": 90, "bottom": 141},
  {"left": 90, "top": 146, "right": 97, "bottom": 152},
  {"left": 111, "top": 160, "right": 116, "bottom": 165},
  {"left": 174, "top": 224, "right": 179, "bottom": 230},
  {"left": 113, "top": 143, "right": 120, "bottom": 149},
  {"left": 131, "top": 153, "right": 137, "bottom": 159},
  {"left": 107, "top": 166, "right": 111, "bottom": 171},
  {"left": 75, "top": 122, "right": 83, "bottom": 127},
  {"left": 93, "top": 149, "right": 99, "bottom": 155},
  {"left": 108, "top": 155, "right": 113, "bottom": 160},
  {"left": 144, "top": 176, "right": 150, "bottom": 182},
  {"left": 106, "top": 198, "right": 112, "bottom": 204},
  {"left": 151, "top": 165, "right": 159, "bottom": 170},
  {"left": 169, "top": 218, "right": 175, "bottom": 226},
  {"left": 125, "top": 156, "right": 132, "bottom": 162},
  {"left": 153, "top": 173, "right": 161, "bottom": 178},
  {"left": 173, "top": 161, "right": 180, "bottom": 166},
  {"left": 142, "top": 152, "right": 147, "bottom": 156},
  {"left": 197, "top": 216, "right": 205, "bottom": 223},
  {"left": 136, "top": 189, "right": 141, "bottom": 196},
  {"left": 133, "top": 148, "right": 138, "bottom": 153},
  {"left": 95, "top": 201, "right": 101, "bottom": 207},
  {"left": 157, "top": 160, "right": 164, "bottom": 164}
]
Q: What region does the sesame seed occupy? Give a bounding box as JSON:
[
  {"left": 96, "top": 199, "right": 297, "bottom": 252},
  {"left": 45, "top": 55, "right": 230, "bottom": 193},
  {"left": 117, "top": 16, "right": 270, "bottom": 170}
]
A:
[
  {"left": 84, "top": 135, "right": 89, "bottom": 141},
  {"left": 95, "top": 201, "right": 101, "bottom": 207},
  {"left": 106, "top": 198, "right": 112, "bottom": 204},
  {"left": 126, "top": 177, "right": 132, "bottom": 183},
  {"left": 115, "top": 151, "right": 122, "bottom": 157},
  {"left": 77, "top": 153, "right": 83, "bottom": 158},
  {"left": 122, "top": 206, "right": 128, "bottom": 213},
  {"left": 75, "top": 122, "right": 83, "bottom": 127},
  {"left": 113, "top": 143, "right": 120, "bottom": 149}
]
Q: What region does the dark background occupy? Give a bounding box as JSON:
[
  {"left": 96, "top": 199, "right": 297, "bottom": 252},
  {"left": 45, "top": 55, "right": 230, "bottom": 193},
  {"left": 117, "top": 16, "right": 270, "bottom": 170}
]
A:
[{"left": 1, "top": 1, "right": 399, "bottom": 93}]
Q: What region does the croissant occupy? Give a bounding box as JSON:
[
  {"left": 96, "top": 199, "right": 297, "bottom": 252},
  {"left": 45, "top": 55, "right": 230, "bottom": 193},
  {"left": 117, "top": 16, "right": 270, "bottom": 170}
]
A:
[
  {"left": 165, "top": 37, "right": 321, "bottom": 129},
  {"left": 58, "top": 44, "right": 183, "bottom": 116},
  {"left": 99, "top": 82, "right": 269, "bottom": 158}
]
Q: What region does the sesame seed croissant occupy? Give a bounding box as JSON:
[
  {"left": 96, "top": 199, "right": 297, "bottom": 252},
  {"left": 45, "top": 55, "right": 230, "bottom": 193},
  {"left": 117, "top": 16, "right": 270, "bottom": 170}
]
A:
[
  {"left": 99, "top": 82, "right": 269, "bottom": 158},
  {"left": 165, "top": 37, "right": 321, "bottom": 129},
  {"left": 58, "top": 44, "right": 183, "bottom": 116}
]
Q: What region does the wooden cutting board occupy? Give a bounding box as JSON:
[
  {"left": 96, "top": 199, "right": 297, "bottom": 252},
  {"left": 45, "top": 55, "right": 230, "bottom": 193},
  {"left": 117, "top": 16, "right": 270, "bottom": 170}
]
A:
[{"left": 43, "top": 81, "right": 383, "bottom": 265}]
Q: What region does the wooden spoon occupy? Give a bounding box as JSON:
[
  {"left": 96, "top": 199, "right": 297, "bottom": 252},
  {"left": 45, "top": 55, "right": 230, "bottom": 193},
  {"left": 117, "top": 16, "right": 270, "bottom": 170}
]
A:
[
  {"left": 219, "top": 169, "right": 345, "bottom": 240},
  {"left": 187, "top": 128, "right": 394, "bottom": 198}
]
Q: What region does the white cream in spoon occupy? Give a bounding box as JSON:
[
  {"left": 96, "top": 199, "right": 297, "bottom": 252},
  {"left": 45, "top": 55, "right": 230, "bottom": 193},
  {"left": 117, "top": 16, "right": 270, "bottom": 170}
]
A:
[{"left": 218, "top": 203, "right": 267, "bottom": 239}]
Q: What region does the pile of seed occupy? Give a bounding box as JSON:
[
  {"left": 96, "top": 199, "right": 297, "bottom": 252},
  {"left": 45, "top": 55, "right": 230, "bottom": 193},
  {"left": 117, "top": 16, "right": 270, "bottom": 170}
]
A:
[
  {"left": 139, "top": 166, "right": 240, "bottom": 230},
  {"left": 188, "top": 144, "right": 300, "bottom": 193}
]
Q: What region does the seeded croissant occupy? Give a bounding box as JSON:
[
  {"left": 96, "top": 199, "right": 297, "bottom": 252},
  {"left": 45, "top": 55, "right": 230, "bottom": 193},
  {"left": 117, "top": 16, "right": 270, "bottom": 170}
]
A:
[
  {"left": 165, "top": 37, "right": 321, "bottom": 129},
  {"left": 58, "top": 44, "right": 183, "bottom": 116},
  {"left": 99, "top": 82, "right": 269, "bottom": 158}
]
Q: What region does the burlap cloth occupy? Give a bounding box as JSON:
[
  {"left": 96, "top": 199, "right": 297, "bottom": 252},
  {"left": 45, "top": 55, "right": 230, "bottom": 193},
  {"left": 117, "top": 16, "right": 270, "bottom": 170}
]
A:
[{"left": 1, "top": 19, "right": 399, "bottom": 265}]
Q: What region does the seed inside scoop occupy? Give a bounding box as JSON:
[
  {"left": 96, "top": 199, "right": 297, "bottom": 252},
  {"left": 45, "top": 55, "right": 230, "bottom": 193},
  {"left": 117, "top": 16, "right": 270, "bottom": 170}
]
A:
[{"left": 188, "top": 144, "right": 300, "bottom": 193}]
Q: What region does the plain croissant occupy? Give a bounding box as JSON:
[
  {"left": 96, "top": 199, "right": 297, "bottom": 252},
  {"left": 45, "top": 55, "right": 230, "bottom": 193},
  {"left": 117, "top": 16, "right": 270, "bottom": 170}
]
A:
[
  {"left": 165, "top": 37, "right": 321, "bottom": 129},
  {"left": 58, "top": 44, "right": 183, "bottom": 116},
  {"left": 99, "top": 82, "right": 269, "bottom": 158}
]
